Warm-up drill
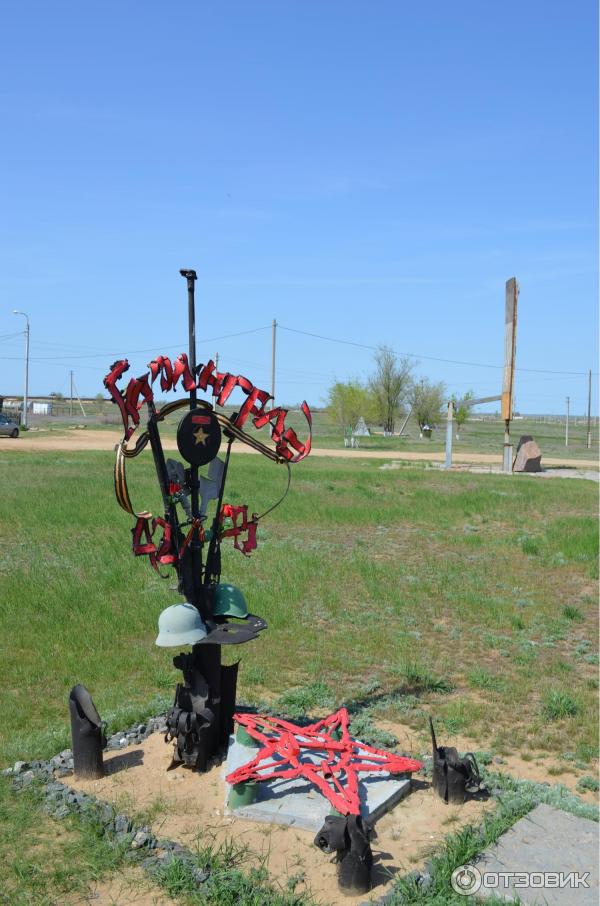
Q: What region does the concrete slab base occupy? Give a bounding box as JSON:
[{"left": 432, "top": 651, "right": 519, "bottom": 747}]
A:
[
  {"left": 471, "top": 803, "right": 599, "bottom": 905},
  {"left": 223, "top": 735, "right": 412, "bottom": 832}
]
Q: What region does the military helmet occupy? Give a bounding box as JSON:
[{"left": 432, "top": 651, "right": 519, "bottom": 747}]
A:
[
  {"left": 155, "top": 603, "right": 207, "bottom": 647},
  {"left": 212, "top": 583, "right": 249, "bottom": 619}
]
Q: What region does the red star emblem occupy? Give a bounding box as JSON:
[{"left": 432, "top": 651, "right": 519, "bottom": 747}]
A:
[{"left": 226, "top": 707, "right": 423, "bottom": 815}]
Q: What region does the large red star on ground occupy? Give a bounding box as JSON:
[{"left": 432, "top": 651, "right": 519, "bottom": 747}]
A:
[{"left": 226, "top": 707, "right": 423, "bottom": 815}]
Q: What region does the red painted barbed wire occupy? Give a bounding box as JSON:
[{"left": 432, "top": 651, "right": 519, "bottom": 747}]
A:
[
  {"left": 226, "top": 708, "right": 424, "bottom": 816},
  {"left": 219, "top": 504, "right": 258, "bottom": 555},
  {"left": 131, "top": 515, "right": 177, "bottom": 574},
  {"left": 104, "top": 354, "right": 312, "bottom": 463}
]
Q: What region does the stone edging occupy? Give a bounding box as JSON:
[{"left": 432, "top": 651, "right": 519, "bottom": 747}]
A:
[
  {"left": 3, "top": 713, "right": 597, "bottom": 906},
  {"left": 3, "top": 714, "right": 211, "bottom": 889}
]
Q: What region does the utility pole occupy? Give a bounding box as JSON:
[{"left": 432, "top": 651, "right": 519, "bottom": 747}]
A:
[
  {"left": 12, "top": 310, "right": 30, "bottom": 429},
  {"left": 502, "top": 278, "right": 519, "bottom": 473},
  {"left": 444, "top": 400, "right": 454, "bottom": 469},
  {"left": 71, "top": 375, "right": 86, "bottom": 417},
  {"left": 271, "top": 318, "right": 277, "bottom": 405},
  {"left": 398, "top": 405, "right": 413, "bottom": 437},
  {"left": 586, "top": 369, "right": 592, "bottom": 449},
  {"left": 215, "top": 352, "right": 219, "bottom": 373},
  {"left": 70, "top": 370, "right": 74, "bottom": 416},
  {"left": 565, "top": 396, "right": 570, "bottom": 447}
]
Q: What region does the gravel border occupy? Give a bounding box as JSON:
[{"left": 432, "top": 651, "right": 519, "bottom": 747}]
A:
[
  {"left": 3, "top": 714, "right": 596, "bottom": 906},
  {"left": 2, "top": 711, "right": 439, "bottom": 904},
  {"left": 3, "top": 714, "right": 211, "bottom": 889}
]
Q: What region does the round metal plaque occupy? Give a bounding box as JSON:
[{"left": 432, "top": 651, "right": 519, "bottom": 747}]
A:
[{"left": 177, "top": 409, "right": 222, "bottom": 466}]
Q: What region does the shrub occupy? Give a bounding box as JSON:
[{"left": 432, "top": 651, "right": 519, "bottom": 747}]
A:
[
  {"left": 541, "top": 689, "right": 579, "bottom": 720},
  {"left": 576, "top": 775, "right": 599, "bottom": 793}
]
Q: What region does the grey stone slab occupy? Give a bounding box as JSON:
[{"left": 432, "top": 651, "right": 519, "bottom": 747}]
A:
[
  {"left": 472, "top": 804, "right": 599, "bottom": 905},
  {"left": 222, "top": 735, "right": 412, "bottom": 832}
]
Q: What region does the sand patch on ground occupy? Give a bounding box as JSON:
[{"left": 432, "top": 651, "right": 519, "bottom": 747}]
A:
[
  {"left": 376, "top": 719, "right": 600, "bottom": 807},
  {"left": 69, "top": 732, "right": 493, "bottom": 906},
  {"left": 66, "top": 865, "right": 176, "bottom": 905},
  {"left": 3, "top": 431, "right": 597, "bottom": 468}
]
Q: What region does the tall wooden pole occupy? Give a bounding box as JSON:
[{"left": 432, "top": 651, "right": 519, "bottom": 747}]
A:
[
  {"left": 502, "top": 278, "right": 519, "bottom": 472},
  {"left": 565, "top": 396, "right": 570, "bottom": 447}
]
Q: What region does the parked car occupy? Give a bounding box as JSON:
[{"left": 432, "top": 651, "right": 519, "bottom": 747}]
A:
[{"left": 0, "top": 413, "right": 19, "bottom": 437}]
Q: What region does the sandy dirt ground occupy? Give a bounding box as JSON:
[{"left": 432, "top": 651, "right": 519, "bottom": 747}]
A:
[
  {"left": 2, "top": 430, "right": 598, "bottom": 469},
  {"left": 70, "top": 702, "right": 595, "bottom": 906},
  {"left": 67, "top": 866, "right": 176, "bottom": 906},
  {"left": 67, "top": 719, "right": 598, "bottom": 905},
  {"left": 375, "top": 720, "right": 599, "bottom": 805},
  {"left": 70, "top": 731, "right": 494, "bottom": 906}
]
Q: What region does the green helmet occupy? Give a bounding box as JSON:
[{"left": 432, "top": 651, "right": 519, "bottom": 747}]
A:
[
  {"left": 212, "top": 583, "right": 249, "bottom": 619},
  {"left": 155, "top": 603, "right": 207, "bottom": 647}
]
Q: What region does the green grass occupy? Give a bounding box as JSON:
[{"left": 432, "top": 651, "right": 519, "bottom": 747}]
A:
[
  {"left": 0, "top": 779, "right": 129, "bottom": 905},
  {"left": 0, "top": 778, "right": 315, "bottom": 906},
  {"left": 387, "top": 768, "right": 598, "bottom": 905},
  {"left": 576, "top": 775, "right": 600, "bottom": 793},
  {"left": 274, "top": 681, "right": 335, "bottom": 718},
  {"left": 0, "top": 450, "right": 597, "bottom": 765},
  {"left": 155, "top": 836, "right": 312, "bottom": 905},
  {"left": 0, "top": 448, "right": 597, "bottom": 903},
  {"left": 541, "top": 689, "right": 580, "bottom": 720}
]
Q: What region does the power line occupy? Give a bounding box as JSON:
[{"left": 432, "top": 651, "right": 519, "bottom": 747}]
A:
[
  {"left": 278, "top": 324, "right": 598, "bottom": 376},
  {"left": 0, "top": 325, "right": 271, "bottom": 362}
]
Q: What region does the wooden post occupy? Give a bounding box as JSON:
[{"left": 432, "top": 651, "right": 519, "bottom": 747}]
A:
[{"left": 502, "top": 278, "right": 519, "bottom": 472}]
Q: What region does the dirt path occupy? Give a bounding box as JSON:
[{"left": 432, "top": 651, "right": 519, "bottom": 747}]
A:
[{"left": 3, "top": 431, "right": 598, "bottom": 469}]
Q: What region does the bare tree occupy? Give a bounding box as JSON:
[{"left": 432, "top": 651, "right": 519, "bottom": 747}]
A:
[
  {"left": 368, "top": 346, "right": 414, "bottom": 434},
  {"left": 411, "top": 379, "right": 446, "bottom": 437}
]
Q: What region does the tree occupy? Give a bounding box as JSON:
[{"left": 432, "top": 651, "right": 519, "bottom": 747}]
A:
[
  {"left": 452, "top": 390, "right": 474, "bottom": 440},
  {"left": 411, "top": 379, "right": 446, "bottom": 437},
  {"left": 368, "top": 346, "right": 414, "bottom": 434},
  {"left": 326, "top": 380, "right": 374, "bottom": 432}
]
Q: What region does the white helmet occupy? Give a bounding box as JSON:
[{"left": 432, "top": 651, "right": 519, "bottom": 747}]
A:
[{"left": 155, "top": 603, "right": 208, "bottom": 647}]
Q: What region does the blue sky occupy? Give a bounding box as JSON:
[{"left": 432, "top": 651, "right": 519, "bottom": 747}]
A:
[{"left": 0, "top": 1, "right": 597, "bottom": 413}]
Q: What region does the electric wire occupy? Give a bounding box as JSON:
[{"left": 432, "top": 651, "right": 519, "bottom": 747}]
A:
[
  {"left": 278, "top": 325, "right": 597, "bottom": 376},
  {"left": 2, "top": 325, "right": 271, "bottom": 361}
]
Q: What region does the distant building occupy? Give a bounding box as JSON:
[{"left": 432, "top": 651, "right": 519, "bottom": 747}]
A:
[
  {"left": 32, "top": 401, "right": 52, "bottom": 415},
  {"left": 3, "top": 397, "right": 53, "bottom": 415}
]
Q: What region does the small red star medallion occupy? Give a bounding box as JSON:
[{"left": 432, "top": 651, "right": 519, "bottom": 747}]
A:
[{"left": 226, "top": 707, "right": 423, "bottom": 815}]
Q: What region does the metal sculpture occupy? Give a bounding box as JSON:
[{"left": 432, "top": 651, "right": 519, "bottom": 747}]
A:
[
  {"left": 429, "top": 717, "right": 486, "bottom": 804},
  {"left": 69, "top": 684, "right": 106, "bottom": 779},
  {"left": 226, "top": 708, "right": 423, "bottom": 816},
  {"left": 314, "top": 814, "right": 375, "bottom": 896},
  {"left": 103, "top": 269, "right": 312, "bottom": 770}
]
